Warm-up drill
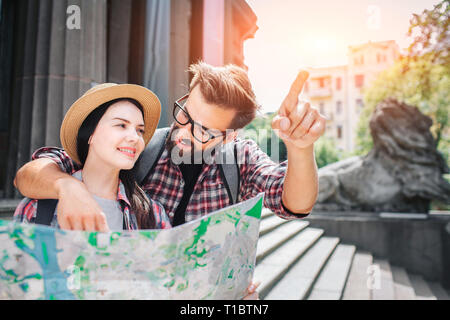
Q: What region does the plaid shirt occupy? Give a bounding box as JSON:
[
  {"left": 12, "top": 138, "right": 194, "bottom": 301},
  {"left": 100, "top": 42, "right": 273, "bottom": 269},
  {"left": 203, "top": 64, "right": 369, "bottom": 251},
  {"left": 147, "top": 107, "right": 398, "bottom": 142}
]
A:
[
  {"left": 14, "top": 170, "right": 171, "bottom": 230},
  {"left": 31, "top": 138, "right": 309, "bottom": 224}
]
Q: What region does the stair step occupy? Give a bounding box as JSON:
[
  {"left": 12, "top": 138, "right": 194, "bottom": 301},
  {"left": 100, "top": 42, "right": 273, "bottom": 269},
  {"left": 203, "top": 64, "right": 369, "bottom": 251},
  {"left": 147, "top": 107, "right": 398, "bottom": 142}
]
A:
[
  {"left": 0, "top": 213, "right": 14, "bottom": 221},
  {"left": 263, "top": 236, "right": 340, "bottom": 300},
  {"left": 371, "top": 259, "right": 395, "bottom": 300},
  {"left": 408, "top": 274, "right": 437, "bottom": 300},
  {"left": 427, "top": 281, "right": 450, "bottom": 300},
  {"left": 254, "top": 227, "right": 325, "bottom": 298},
  {"left": 342, "top": 251, "right": 373, "bottom": 300},
  {"left": 391, "top": 266, "right": 416, "bottom": 300},
  {"left": 0, "top": 199, "right": 21, "bottom": 214},
  {"left": 256, "top": 220, "right": 309, "bottom": 263},
  {"left": 261, "top": 208, "right": 274, "bottom": 219},
  {"left": 259, "top": 215, "right": 290, "bottom": 236},
  {"left": 307, "top": 244, "right": 356, "bottom": 300}
]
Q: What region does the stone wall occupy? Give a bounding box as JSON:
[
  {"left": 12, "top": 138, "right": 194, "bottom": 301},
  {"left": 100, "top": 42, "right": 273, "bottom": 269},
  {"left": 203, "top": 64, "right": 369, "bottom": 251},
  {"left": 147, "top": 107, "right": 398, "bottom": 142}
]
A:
[{"left": 306, "top": 211, "right": 450, "bottom": 288}]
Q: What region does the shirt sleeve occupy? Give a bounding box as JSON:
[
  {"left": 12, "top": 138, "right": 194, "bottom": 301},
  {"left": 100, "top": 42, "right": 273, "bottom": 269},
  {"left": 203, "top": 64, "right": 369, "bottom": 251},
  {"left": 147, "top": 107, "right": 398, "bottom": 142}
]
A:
[
  {"left": 32, "top": 147, "right": 80, "bottom": 174},
  {"left": 150, "top": 198, "right": 172, "bottom": 229},
  {"left": 13, "top": 198, "right": 38, "bottom": 224},
  {"left": 237, "top": 139, "right": 310, "bottom": 220}
]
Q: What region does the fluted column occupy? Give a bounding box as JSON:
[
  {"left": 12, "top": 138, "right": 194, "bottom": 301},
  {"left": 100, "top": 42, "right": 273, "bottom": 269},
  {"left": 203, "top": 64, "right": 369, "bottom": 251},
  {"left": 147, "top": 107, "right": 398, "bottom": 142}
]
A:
[
  {"left": 143, "top": 0, "right": 171, "bottom": 127},
  {"left": 168, "top": 0, "right": 191, "bottom": 124},
  {"left": 5, "top": 0, "right": 107, "bottom": 197}
]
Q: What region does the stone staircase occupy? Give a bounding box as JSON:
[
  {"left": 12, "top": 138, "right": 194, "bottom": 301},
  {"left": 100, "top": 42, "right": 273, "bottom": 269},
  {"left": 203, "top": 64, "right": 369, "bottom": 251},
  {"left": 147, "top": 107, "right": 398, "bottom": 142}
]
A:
[{"left": 254, "top": 209, "right": 450, "bottom": 300}]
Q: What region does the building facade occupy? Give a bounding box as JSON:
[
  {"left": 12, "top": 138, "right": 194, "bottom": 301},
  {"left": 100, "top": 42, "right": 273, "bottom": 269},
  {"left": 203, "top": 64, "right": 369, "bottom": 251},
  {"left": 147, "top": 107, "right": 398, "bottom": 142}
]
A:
[
  {"left": 304, "top": 40, "right": 400, "bottom": 152},
  {"left": 0, "top": 0, "right": 257, "bottom": 198}
]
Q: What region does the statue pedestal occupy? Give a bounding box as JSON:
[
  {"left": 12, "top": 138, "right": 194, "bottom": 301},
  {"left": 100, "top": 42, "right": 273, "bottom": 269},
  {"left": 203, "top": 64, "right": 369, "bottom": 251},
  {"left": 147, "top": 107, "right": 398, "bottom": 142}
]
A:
[{"left": 305, "top": 210, "right": 450, "bottom": 288}]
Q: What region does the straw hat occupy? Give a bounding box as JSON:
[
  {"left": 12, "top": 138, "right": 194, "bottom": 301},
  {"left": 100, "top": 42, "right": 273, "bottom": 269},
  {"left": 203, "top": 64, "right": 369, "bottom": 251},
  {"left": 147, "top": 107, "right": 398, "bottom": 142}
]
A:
[{"left": 60, "top": 83, "right": 161, "bottom": 165}]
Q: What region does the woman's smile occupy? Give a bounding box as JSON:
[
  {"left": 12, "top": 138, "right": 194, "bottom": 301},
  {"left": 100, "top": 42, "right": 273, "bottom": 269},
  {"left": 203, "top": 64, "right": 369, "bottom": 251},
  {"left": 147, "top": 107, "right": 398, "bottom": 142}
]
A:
[{"left": 117, "top": 146, "right": 137, "bottom": 158}]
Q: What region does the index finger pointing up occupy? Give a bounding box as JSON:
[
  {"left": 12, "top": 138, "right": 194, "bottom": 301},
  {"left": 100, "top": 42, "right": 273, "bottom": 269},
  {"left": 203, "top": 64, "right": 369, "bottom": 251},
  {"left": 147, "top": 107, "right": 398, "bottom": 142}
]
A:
[{"left": 279, "top": 70, "right": 309, "bottom": 116}]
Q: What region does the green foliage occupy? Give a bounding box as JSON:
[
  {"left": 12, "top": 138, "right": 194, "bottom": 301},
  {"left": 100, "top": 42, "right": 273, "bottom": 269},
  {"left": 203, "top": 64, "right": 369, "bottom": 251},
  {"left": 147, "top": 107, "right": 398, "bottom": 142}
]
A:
[
  {"left": 407, "top": 0, "right": 449, "bottom": 66},
  {"left": 243, "top": 113, "right": 287, "bottom": 162},
  {"left": 244, "top": 113, "right": 345, "bottom": 168},
  {"left": 356, "top": 1, "right": 449, "bottom": 163},
  {"left": 356, "top": 54, "right": 449, "bottom": 162},
  {"left": 314, "top": 137, "right": 340, "bottom": 168}
]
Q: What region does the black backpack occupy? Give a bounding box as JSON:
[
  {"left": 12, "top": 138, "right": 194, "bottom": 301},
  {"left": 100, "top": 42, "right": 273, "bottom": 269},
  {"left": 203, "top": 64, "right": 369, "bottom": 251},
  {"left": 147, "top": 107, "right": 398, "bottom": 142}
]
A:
[{"left": 35, "top": 127, "right": 240, "bottom": 226}]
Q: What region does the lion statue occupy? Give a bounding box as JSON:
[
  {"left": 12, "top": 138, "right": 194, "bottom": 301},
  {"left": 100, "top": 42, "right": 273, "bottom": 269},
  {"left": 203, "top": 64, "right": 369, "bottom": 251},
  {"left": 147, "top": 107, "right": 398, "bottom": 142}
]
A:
[{"left": 315, "top": 98, "right": 450, "bottom": 213}]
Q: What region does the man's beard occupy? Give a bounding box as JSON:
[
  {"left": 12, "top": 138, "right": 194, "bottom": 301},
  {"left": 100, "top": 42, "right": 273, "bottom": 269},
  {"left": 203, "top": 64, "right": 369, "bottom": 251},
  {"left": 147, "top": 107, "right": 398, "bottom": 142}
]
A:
[{"left": 167, "top": 124, "right": 221, "bottom": 165}]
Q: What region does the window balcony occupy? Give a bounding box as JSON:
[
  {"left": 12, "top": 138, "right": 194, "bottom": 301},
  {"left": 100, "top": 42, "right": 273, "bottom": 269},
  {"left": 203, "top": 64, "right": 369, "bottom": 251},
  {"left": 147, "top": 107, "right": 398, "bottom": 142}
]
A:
[{"left": 308, "top": 87, "right": 332, "bottom": 98}]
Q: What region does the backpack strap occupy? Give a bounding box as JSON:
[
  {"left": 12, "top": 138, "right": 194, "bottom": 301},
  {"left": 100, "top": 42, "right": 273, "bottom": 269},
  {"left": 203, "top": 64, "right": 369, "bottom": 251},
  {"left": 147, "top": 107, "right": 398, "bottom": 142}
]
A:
[
  {"left": 135, "top": 127, "right": 171, "bottom": 185},
  {"left": 35, "top": 199, "right": 58, "bottom": 226},
  {"left": 218, "top": 142, "right": 240, "bottom": 205}
]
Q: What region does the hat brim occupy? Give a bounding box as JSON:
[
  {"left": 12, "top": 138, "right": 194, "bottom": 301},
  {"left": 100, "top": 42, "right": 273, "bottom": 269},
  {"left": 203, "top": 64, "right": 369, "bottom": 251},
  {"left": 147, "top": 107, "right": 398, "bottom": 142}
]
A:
[{"left": 60, "top": 84, "right": 161, "bottom": 165}]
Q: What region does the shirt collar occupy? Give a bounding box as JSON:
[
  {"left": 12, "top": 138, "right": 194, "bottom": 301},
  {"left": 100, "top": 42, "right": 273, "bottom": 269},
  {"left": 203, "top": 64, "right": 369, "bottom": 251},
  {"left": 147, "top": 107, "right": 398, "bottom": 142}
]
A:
[
  {"left": 116, "top": 180, "right": 131, "bottom": 207},
  {"left": 73, "top": 170, "right": 131, "bottom": 207}
]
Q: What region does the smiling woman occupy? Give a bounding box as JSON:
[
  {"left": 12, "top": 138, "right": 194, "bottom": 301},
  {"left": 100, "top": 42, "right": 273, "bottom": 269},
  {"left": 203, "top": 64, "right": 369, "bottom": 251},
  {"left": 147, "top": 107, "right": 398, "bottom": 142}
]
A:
[
  {"left": 77, "top": 98, "right": 146, "bottom": 171},
  {"left": 14, "top": 83, "right": 172, "bottom": 232},
  {"left": 75, "top": 98, "right": 149, "bottom": 228}
]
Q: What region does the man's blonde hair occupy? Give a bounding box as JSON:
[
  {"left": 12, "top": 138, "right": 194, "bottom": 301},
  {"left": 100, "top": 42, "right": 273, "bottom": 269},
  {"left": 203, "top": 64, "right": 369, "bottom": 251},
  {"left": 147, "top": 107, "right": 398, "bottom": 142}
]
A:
[{"left": 188, "top": 62, "right": 260, "bottom": 129}]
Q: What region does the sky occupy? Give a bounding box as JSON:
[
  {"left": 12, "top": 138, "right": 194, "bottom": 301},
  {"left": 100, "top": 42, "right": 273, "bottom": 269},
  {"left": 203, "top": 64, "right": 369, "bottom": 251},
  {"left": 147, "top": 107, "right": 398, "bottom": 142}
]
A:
[{"left": 244, "top": 0, "right": 440, "bottom": 113}]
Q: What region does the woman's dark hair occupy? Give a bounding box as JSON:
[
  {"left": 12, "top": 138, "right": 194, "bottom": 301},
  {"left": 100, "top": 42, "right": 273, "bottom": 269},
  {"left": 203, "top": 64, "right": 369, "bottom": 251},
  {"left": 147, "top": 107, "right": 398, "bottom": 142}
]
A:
[{"left": 76, "top": 98, "right": 155, "bottom": 229}]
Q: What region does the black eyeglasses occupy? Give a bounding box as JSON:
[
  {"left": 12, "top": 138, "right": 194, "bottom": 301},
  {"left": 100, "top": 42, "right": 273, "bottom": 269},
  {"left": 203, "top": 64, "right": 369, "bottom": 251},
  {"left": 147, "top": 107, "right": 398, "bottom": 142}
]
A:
[{"left": 173, "top": 94, "right": 229, "bottom": 144}]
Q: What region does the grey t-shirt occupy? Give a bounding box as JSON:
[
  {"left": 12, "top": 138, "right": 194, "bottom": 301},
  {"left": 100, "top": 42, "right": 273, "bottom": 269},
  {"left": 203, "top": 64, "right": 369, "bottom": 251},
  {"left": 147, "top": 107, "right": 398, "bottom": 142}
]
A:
[
  {"left": 91, "top": 194, "right": 124, "bottom": 231},
  {"left": 55, "top": 171, "right": 124, "bottom": 231}
]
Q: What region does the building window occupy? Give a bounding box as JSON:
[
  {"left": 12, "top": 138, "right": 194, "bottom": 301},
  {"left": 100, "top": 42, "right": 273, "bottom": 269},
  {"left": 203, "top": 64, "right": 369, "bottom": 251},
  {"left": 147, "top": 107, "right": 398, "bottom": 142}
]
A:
[
  {"left": 378, "top": 53, "right": 387, "bottom": 63},
  {"left": 356, "top": 99, "right": 364, "bottom": 113},
  {"left": 355, "top": 74, "right": 364, "bottom": 88},
  {"left": 337, "top": 125, "right": 342, "bottom": 139},
  {"left": 336, "top": 101, "right": 342, "bottom": 115},
  {"left": 336, "top": 77, "right": 341, "bottom": 90},
  {"left": 319, "top": 102, "right": 325, "bottom": 115},
  {"left": 354, "top": 55, "right": 364, "bottom": 66},
  {"left": 318, "top": 77, "right": 325, "bottom": 88}
]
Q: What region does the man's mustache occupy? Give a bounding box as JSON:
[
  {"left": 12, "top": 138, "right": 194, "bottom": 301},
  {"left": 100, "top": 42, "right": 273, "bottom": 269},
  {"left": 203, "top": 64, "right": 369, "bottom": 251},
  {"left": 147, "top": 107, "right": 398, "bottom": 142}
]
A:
[{"left": 168, "top": 125, "right": 222, "bottom": 165}]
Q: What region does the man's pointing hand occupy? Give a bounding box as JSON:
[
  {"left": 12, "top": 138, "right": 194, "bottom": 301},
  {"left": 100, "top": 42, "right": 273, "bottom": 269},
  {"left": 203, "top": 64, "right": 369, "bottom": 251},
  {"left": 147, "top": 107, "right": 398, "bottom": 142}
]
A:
[{"left": 272, "top": 71, "right": 326, "bottom": 150}]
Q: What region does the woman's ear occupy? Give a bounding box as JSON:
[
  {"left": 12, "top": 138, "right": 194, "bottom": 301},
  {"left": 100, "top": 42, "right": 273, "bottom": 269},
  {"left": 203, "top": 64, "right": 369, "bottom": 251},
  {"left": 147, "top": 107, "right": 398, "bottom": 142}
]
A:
[{"left": 88, "top": 135, "right": 93, "bottom": 145}]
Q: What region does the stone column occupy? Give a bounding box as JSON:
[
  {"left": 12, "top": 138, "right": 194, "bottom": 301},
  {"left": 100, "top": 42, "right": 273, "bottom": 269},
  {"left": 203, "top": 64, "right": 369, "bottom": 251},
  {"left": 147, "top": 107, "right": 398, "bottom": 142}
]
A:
[
  {"left": 202, "top": 0, "right": 224, "bottom": 67},
  {"left": 4, "top": 0, "right": 107, "bottom": 197},
  {"left": 0, "top": 0, "right": 15, "bottom": 197},
  {"left": 223, "top": 0, "right": 257, "bottom": 68},
  {"left": 107, "top": 0, "right": 132, "bottom": 84},
  {"left": 142, "top": 0, "right": 171, "bottom": 127},
  {"left": 168, "top": 0, "right": 191, "bottom": 122}
]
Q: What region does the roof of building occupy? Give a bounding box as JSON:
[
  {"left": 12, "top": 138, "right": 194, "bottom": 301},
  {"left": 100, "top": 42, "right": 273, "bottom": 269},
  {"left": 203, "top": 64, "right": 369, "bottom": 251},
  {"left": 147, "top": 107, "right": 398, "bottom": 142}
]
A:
[{"left": 348, "top": 40, "right": 398, "bottom": 53}]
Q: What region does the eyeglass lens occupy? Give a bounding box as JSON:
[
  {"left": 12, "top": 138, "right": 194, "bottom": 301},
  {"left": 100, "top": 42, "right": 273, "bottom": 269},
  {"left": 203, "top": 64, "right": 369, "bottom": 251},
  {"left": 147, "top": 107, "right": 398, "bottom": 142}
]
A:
[{"left": 174, "top": 103, "right": 211, "bottom": 143}]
